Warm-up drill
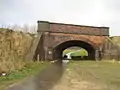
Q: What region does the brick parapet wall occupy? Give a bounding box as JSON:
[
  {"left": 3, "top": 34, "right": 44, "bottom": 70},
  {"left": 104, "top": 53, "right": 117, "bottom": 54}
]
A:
[
  {"left": 50, "top": 22, "right": 109, "bottom": 36},
  {"left": 37, "top": 21, "right": 109, "bottom": 36}
]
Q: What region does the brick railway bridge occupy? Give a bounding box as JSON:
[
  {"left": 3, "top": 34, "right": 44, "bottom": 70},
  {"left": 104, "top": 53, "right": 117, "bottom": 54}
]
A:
[{"left": 26, "top": 21, "right": 120, "bottom": 61}]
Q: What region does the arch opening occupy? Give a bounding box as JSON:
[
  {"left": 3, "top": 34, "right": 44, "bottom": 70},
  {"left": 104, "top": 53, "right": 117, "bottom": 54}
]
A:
[
  {"left": 53, "top": 40, "right": 96, "bottom": 61},
  {"left": 63, "top": 47, "right": 88, "bottom": 60}
]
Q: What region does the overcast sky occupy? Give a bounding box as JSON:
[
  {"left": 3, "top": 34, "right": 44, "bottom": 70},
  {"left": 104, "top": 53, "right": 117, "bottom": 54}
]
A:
[{"left": 0, "top": 0, "right": 120, "bottom": 36}]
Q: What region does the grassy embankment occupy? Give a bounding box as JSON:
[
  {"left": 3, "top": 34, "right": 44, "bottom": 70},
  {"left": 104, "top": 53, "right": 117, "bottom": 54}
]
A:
[
  {"left": 63, "top": 48, "right": 88, "bottom": 56},
  {"left": 68, "top": 61, "right": 120, "bottom": 90},
  {"left": 0, "top": 61, "right": 49, "bottom": 90},
  {"left": 0, "top": 28, "right": 49, "bottom": 90}
]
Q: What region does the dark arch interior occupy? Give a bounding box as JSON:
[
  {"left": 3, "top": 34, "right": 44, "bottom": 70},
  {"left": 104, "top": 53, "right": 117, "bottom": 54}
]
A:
[{"left": 53, "top": 40, "right": 96, "bottom": 60}]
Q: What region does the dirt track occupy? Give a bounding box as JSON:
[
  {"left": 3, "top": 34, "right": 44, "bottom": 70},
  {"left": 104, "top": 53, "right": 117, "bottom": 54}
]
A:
[
  {"left": 7, "top": 61, "right": 115, "bottom": 90},
  {"left": 50, "top": 62, "right": 106, "bottom": 90}
]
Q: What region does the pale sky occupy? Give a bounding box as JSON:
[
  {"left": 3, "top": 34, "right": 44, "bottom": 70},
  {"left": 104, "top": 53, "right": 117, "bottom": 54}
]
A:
[{"left": 0, "top": 0, "right": 120, "bottom": 36}]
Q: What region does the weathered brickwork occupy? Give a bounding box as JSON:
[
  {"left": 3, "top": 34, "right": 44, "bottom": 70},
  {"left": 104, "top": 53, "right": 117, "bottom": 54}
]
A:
[
  {"left": 36, "top": 21, "right": 109, "bottom": 60},
  {"left": 50, "top": 23, "right": 109, "bottom": 36},
  {"left": 49, "top": 33, "right": 107, "bottom": 48}
]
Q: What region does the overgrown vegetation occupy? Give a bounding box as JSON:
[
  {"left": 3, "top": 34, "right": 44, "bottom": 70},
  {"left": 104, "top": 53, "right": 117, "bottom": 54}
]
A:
[
  {"left": 0, "top": 28, "right": 34, "bottom": 73},
  {"left": 0, "top": 28, "right": 37, "bottom": 89}
]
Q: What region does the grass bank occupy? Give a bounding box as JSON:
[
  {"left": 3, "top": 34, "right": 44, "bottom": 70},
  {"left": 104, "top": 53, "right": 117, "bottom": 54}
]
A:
[
  {"left": 63, "top": 49, "right": 88, "bottom": 56},
  {"left": 0, "top": 61, "right": 49, "bottom": 90},
  {"left": 68, "top": 61, "right": 120, "bottom": 90}
]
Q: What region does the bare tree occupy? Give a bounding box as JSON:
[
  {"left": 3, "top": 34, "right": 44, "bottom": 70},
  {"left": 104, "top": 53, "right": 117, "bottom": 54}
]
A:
[{"left": 0, "top": 23, "right": 37, "bottom": 34}]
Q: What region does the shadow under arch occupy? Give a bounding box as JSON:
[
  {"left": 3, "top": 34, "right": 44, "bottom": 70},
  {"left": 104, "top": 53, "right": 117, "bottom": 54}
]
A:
[{"left": 53, "top": 40, "right": 96, "bottom": 60}]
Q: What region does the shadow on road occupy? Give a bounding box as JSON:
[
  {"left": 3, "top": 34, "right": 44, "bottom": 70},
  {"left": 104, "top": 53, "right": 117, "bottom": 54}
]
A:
[{"left": 7, "top": 61, "right": 64, "bottom": 90}]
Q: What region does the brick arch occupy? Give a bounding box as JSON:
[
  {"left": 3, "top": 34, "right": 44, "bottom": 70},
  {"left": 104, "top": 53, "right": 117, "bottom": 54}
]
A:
[
  {"left": 52, "top": 36, "right": 98, "bottom": 50},
  {"left": 53, "top": 39, "right": 96, "bottom": 60}
]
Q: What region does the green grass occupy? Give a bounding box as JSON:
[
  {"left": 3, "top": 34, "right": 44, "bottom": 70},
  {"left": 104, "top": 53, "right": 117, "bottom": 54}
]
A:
[
  {"left": 68, "top": 61, "right": 120, "bottom": 90},
  {"left": 63, "top": 49, "right": 76, "bottom": 55},
  {"left": 0, "top": 61, "right": 49, "bottom": 90},
  {"left": 71, "top": 49, "right": 88, "bottom": 56},
  {"left": 63, "top": 49, "right": 88, "bottom": 56}
]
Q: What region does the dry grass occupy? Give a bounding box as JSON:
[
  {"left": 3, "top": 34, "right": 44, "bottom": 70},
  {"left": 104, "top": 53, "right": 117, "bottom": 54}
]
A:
[
  {"left": 51, "top": 61, "right": 120, "bottom": 90},
  {"left": 0, "top": 59, "right": 26, "bottom": 73},
  {"left": 0, "top": 29, "right": 34, "bottom": 73}
]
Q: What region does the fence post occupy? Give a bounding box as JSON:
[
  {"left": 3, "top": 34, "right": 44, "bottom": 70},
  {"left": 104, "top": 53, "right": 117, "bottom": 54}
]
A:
[{"left": 95, "top": 50, "right": 101, "bottom": 61}]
